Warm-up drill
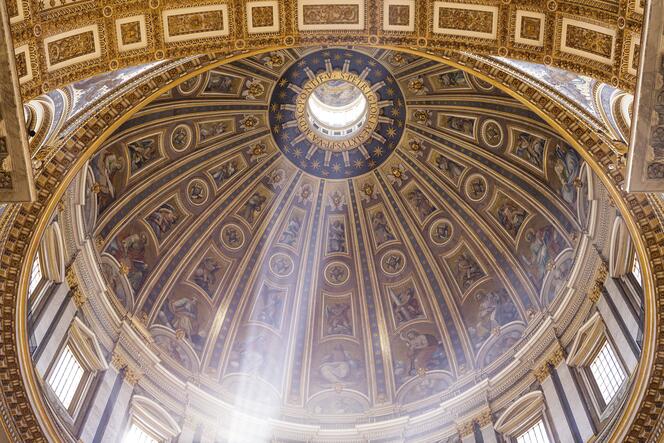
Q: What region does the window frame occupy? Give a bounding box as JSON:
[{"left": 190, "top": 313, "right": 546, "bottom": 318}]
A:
[
  {"left": 124, "top": 420, "right": 161, "bottom": 443},
  {"left": 581, "top": 337, "right": 628, "bottom": 416},
  {"left": 44, "top": 340, "right": 95, "bottom": 418},
  {"left": 515, "top": 418, "right": 553, "bottom": 443}
]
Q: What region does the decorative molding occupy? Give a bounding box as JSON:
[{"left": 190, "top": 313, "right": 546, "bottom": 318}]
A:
[{"left": 7, "top": 0, "right": 644, "bottom": 100}]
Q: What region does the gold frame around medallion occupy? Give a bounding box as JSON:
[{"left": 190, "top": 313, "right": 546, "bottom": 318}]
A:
[{"left": 10, "top": 46, "right": 653, "bottom": 443}]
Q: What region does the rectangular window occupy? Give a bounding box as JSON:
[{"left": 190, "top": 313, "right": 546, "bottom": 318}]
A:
[
  {"left": 516, "top": 420, "right": 550, "bottom": 443},
  {"left": 590, "top": 341, "right": 627, "bottom": 404},
  {"left": 47, "top": 345, "right": 85, "bottom": 409},
  {"left": 632, "top": 256, "right": 642, "bottom": 287},
  {"left": 28, "top": 255, "right": 42, "bottom": 296},
  {"left": 125, "top": 423, "right": 159, "bottom": 443}
]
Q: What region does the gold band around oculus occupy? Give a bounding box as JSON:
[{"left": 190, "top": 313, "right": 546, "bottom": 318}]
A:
[{"left": 295, "top": 70, "right": 379, "bottom": 153}]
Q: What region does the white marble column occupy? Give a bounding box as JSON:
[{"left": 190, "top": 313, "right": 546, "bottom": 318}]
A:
[
  {"left": 597, "top": 293, "right": 638, "bottom": 370},
  {"left": 480, "top": 423, "right": 498, "bottom": 443},
  {"left": 555, "top": 361, "right": 595, "bottom": 441}
]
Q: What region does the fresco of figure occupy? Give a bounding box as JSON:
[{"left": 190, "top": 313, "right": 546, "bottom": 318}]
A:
[
  {"left": 156, "top": 295, "right": 207, "bottom": 352},
  {"left": 325, "top": 302, "right": 353, "bottom": 336},
  {"left": 199, "top": 121, "right": 227, "bottom": 141},
  {"left": 446, "top": 116, "right": 474, "bottom": 135},
  {"left": 92, "top": 150, "right": 125, "bottom": 212},
  {"left": 279, "top": 215, "right": 302, "bottom": 246},
  {"left": 398, "top": 330, "right": 448, "bottom": 376},
  {"left": 407, "top": 188, "right": 436, "bottom": 222},
  {"left": 390, "top": 286, "right": 424, "bottom": 325},
  {"left": 318, "top": 344, "right": 361, "bottom": 385},
  {"left": 514, "top": 132, "right": 545, "bottom": 168},
  {"left": 147, "top": 203, "right": 180, "bottom": 241},
  {"left": 192, "top": 257, "right": 221, "bottom": 294},
  {"left": 228, "top": 334, "right": 268, "bottom": 374},
  {"left": 522, "top": 225, "right": 566, "bottom": 282},
  {"left": 107, "top": 231, "right": 149, "bottom": 292},
  {"left": 239, "top": 191, "right": 267, "bottom": 224},
  {"left": 552, "top": 144, "right": 581, "bottom": 205},
  {"left": 327, "top": 220, "right": 347, "bottom": 253},
  {"left": 128, "top": 138, "right": 158, "bottom": 173},
  {"left": 438, "top": 71, "right": 467, "bottom": 88},
  {"left": 455, "top": 251, "right": 485, "bottom": 291},
  {"left": 496, "top": 200, "right": 528, "bottom": 238},
  {"left": 205, "top": 72, "right": 234, "bottom": 94},
  {"left": 371, "top": 211, "right": 395, "bottom": 245},
  {"left": 211, "top": 160, "right": 238, "bottom": 186},
  {"left": 468, "top": 289, "right": 518, "bottom": 347},
  {"left": 435, "top": 155, "right": 464, "bottom": 181},
  {"left": 254, "top": 288, "right": 284, "bottom": 329}
]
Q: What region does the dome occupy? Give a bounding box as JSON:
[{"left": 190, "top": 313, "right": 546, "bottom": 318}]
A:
[{"left": 74, "top": 47, "right": 602, "bottom": 428}]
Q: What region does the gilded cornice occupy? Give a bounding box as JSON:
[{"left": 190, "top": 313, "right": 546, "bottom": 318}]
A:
[{"left": 7, "top": 0, "right": 643, "bottom": 100}]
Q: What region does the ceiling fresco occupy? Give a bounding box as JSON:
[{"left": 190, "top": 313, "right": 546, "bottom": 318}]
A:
[{"left": 85, "top": 46, "right": 589, "bottom": 421}]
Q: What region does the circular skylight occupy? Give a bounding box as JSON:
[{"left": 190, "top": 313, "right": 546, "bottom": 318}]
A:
[{"left": 306, "top": 79, "right": 368, "bottom": 139}]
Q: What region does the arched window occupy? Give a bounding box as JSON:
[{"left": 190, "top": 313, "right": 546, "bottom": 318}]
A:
[
  {"left": 568, "top": 313, "right": 628, "bottom": 415},
  {"left": 495, "top": 392, "right": 554, "bottom": 443},
  {"left": 45, "top": 318, "right": 107, "bottom": 417}
]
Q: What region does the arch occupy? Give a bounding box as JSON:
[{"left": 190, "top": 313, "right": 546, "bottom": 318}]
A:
[
  {"left": 494, "top": 391, "right": 546, "bottom": 438},
  {"left": 2, "top": 47, "right": 654, "bottom": 443},
  {"left": 129, "top": 395, "right": 181, "bottom": 440},
  {"left": 13, "top": 1, "right": 640, "bottom": 100}
]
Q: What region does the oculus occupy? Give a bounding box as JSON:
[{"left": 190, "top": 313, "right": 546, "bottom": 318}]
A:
[{"left": 269, "top": 48, "right": 406, "bottom": 179}]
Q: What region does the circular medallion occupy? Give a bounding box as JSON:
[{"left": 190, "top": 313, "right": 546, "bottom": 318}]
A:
[
  {"left": 220, "top": 224, "right": 245, "bottom": 250},
  {"left": 381, "top": 250, "right": 406, "bottom": 275},
  {"left": 465, "top": 174, "right": 488, "bottom": 202},
  {"left": 430, "top": 219, "right": 453, "bottom": 245},
  {"left": 269, "top": 48, "right": 406, "bottom": 179},
  {"left": 481, "top": 120, "right": 503, "bottom": 148},
  {"left": 269, "top": 253, "right": 294, "bottom": 277},
  {"left": 324, "top": 261, "right": 350, "bottom": 285},
  {"left": 187, "top": 179, "right": 209, "bottom": 206},
  {"left": 178, "top": 76, "right": 201, "bottom": 95},
  {"left": 171, "top": 124, "right": 193, "bottom": 151}
]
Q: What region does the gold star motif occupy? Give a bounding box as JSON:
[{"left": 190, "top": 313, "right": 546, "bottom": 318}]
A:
[
  {"left": 271, "top": 103, "right": 279, "bottom": 112},
  {"left": 275, "top": 112, "right": 283, "bottom": 122},
  {"left": 280, "top": 132, "right": 290, "bottom": 141},
  {"left": 279, "top": 78, "right": 288, "bottom": 87},
  {"left": 391, "top": 107, "right": 400, "bottom": 117},
  {"left": 293, "top": 148, "right": 302, "bottom": 158},
  {"left": 332, "top": 163, "right": 341, "bottom": 172},
  {"left": 396, "top": 99, "right": 403, "bottom": 108},
  {"left": 311, "top": 160, "right": 321, "bottom": 169},
  {"left": 368, "top": 159, "right": 377, "bottom": 168},
  {"left": 386, "top": 87, "right": 395, "bottom": 96},
  {"left": 373, "top": 147, "right": 384, "bottom": 157},
  {"left": 300, "top": 160, "right": 308, "bottom": 168},
  {"left": 387, "top": 127, "right": 397, "bottom": 138},
  {"left": 278, "top": 91, "right": 287, "bottom": 99},
  {"left": 292, "top": 71, "right": 301, "bottom": 79},
  {"left": 353, "top": 159, "right": 364, "bottom": 168},
  {"left": 322, "top": 169, "right": 330, "bottom": 176},
  {"left": 273, "top": 125, "right": 281, "bottom": 134}
]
